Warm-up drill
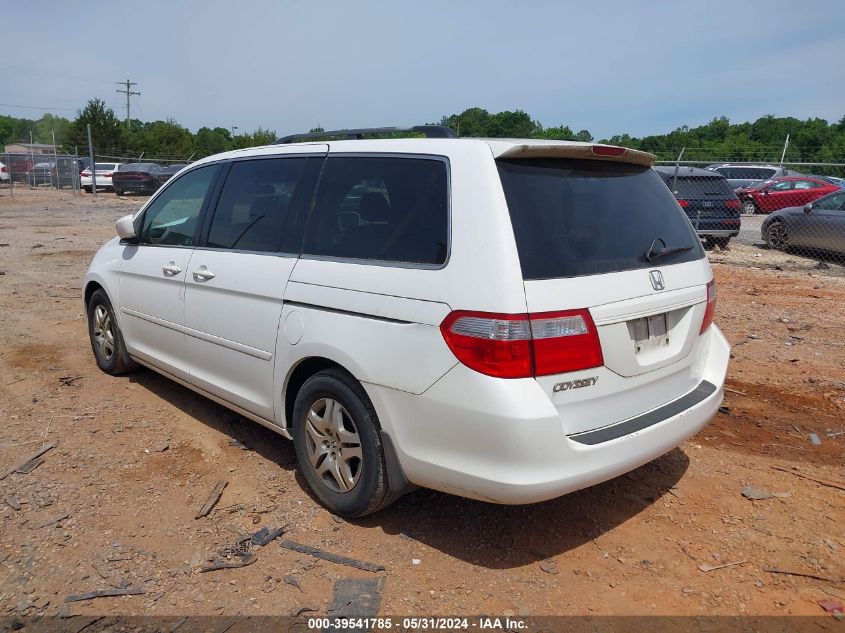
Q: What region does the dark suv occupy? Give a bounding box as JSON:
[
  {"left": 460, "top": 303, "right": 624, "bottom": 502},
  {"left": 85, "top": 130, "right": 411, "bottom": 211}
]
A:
[{"left": 655, "top": 166, "right": 741, "bottom": 248}]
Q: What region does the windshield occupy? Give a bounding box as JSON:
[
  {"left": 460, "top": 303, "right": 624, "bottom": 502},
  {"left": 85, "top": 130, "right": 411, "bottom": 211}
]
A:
[
  {"left": 497, "top": 158, "right": 703, "bottom": 280},
  {"left": 746, "top": 179, "right": 776, "bottom": 190}
]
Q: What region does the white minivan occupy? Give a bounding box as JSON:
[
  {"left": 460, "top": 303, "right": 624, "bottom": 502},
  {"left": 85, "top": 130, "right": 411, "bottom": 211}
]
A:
[{"left": 83, "top": 126, "right": 729, "bottom": 516}]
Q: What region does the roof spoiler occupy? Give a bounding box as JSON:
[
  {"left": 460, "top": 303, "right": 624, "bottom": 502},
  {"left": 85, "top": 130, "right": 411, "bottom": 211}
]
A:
[
  {"left": 274, "top": 125, "right": 457, "bottom": 144},
  {"left": 496, "top": 143, "right": 656, "bottom": 167}
]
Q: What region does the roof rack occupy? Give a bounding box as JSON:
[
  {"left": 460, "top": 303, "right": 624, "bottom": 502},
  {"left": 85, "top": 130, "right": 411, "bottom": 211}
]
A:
[{"left": 273, "top": 125, "right": 457, "bottom": 144}]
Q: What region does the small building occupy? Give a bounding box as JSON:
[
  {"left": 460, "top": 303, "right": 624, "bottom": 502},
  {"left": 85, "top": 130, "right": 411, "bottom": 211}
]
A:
[{"left": 4, "top": 142, "right": 54, "bottom": 155}]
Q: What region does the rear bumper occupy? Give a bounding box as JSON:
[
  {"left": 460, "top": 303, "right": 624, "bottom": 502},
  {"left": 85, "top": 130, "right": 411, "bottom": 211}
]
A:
[
  {"left": 697, "top": 229, "right": 738, "bottom": 237},
  {"left": 114, "top": 180, "right": 157, "bottom": 193},
  {"left": 366, "top": 326, "right": 729, "bottom": 504}
]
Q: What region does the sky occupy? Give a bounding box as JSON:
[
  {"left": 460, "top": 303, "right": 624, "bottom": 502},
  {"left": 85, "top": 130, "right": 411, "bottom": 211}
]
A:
[{"left": 3, "top": 1, "right": 844, "bottom": 140}]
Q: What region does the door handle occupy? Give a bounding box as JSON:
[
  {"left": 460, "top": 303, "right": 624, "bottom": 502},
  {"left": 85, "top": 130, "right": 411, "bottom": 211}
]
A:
[
  {"left": 161, "top": 263, "right": 182, "bottom": 276},
  {"left": 192, "top": 267, "right": 216, "bottom": 281}
]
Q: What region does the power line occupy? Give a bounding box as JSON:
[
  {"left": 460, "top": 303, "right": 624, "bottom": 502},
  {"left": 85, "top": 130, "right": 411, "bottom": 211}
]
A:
[
  {"left": 0, "top": 102, "right": 77, "bottom": 111},
  {"left": 116, "top": 79, "right": 140, "bottom": 129}
]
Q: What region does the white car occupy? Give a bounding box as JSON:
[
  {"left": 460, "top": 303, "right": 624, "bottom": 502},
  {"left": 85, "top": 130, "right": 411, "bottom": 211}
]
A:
[
  {"left": 81, "top": 162, "right": 124, "bottom": 192},
  {"left": 0, "top": 161, "right": 9, "bottom": 184},
  {"left": 83, "top": 126, "right": 729, "bottom": 516}
]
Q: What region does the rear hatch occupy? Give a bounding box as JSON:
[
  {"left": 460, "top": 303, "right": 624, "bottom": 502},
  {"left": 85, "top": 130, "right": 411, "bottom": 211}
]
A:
[
  {"left": 670, "top": 175, "right": 741, "bottom": 232},
  {"left": 497, "top": 155, "right": 715, "bottom": 436}
]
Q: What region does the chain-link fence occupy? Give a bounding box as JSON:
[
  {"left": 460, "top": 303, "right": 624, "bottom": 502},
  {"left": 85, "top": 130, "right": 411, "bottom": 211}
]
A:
[
  {"left": 654, "top": 159, "right": 845, "bottom": 270},
  {"left": 0, "top": 150, "right": 195, "bottom": 198},
  {"left": 1, "top": 152, "right": 83, "bottom": 197}
]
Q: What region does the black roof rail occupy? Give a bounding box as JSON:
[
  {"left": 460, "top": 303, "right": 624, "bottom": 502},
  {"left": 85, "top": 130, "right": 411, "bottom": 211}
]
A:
[{"left": 273, "top": 125, "right": 457, "bottom": 144}]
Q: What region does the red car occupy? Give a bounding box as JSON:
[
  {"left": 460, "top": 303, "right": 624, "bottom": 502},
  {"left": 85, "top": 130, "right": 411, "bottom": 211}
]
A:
[{"left": 737, "top": 176, "right": 840, "bottom": 214}]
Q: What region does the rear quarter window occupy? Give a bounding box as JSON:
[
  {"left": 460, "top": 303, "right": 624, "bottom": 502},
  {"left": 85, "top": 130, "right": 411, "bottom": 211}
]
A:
[
  {"left": 303, "top": 156, "right": 449, "bottom": 266},
  {"left": 498, "top": 158, "right": 703, "bottom": 280}
]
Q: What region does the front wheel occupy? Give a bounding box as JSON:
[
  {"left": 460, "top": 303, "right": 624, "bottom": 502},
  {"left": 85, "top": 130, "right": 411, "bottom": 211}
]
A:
[
  {"left": 87, "top": 289, "right": 137, "bottom": 375},
  {"left": 292, "top": 368, "right": 398, "bottom": 517},
  {"left": 765, "top": 221, "right": 789, "bottom": 251},
  {"left": 742, "top": 200, "right": 758, "bottom": 214}
]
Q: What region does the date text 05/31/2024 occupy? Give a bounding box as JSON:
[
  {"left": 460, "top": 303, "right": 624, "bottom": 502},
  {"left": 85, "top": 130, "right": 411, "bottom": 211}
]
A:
[{"left": 306, "top": 617, "right": 527, "bottom": 630}]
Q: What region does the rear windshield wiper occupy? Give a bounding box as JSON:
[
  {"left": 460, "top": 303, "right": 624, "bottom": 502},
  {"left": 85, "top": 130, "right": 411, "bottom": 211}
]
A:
[{"left": 644, "top": 237, "right": 694, "bottom": 262}]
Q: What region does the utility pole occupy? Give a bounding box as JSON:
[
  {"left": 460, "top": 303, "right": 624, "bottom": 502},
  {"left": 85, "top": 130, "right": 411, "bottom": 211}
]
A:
[
  {"left": 116, "top": 79, "right": 140, "bottom": 130},
  {"left": 779, "top": 134, "right": 790, "bottom": 166},
  {"left": 87, "top": 124, "right": 97, "bottom": 197}
]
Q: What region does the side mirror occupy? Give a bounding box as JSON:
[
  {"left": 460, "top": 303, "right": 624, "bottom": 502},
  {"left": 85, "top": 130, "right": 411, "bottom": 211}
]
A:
[
  {"left": 803, "top": 203, "right": 812, "bottom": 213},
  {"left": 115, "top": 214, "right": 137, "bottom": 240}
]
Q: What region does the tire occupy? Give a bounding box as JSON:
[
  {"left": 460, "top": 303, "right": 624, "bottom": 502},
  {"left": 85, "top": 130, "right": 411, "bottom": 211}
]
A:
[
  {"left": 83, "top": 186, "right": 92, "bottom": 194},
  {"left": 87, "top": 289, "right": 138, "bottom": 375},
  {"left": 710, "top": 236, "right": 730, "bottom": 249},
  {"left": 765, "top": 220, "right": 789, "bottom": 251},
  {"left": 292, "top": 368, "right": 399, "bottom": 516},
  {"left": 742, "top": 200, "right": 758, "bottom": 215},
  {"left": 114, "top": 189, "right": 123, "bottom": 196}
]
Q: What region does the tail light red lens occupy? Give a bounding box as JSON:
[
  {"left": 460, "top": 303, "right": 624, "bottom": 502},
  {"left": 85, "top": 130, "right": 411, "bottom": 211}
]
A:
[
  {"left": 724, "top": 199, "right": 740, "bottom": 209},
  {"left": 439, "top": 312, "right": 532, "bottom": 378},
  {"left": 677, "top": 199, "right": 689, "bottom": 208},
  {"left": 700, "top": 280, "right": 716, "bottom": 334},
  {"left": 103, "top": 173, "right": 112, "bottom": 178},
  {"left": 0, "top": 166, "right": 6, "bottom": 173},
  {"left": 440, "top": 309, "right": 603, "bottom": 379}
]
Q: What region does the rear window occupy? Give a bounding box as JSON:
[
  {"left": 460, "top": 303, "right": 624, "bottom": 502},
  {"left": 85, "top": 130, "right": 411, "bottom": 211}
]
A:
[
  {"left": 714, "top": 167, "right": 776, "bottom": 180},
  {"left": 497, "top": 158, "right": 703, "bottom": 280},
  {"left": 122, "top": 163, "right": 158, "bottom": 172},
  {"left": 670, "top": 176, "right": 735, "bottom": 197},
  {"left": 94, "top": 163, "right": 118, "bottom": 171}
]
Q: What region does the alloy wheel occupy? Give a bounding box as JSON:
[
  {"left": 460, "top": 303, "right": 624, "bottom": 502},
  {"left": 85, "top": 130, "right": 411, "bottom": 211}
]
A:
[
  {"left": 304, "top": 398, "right": 363, "bottom": 493},
  {"left": 92, "top": 304, "right": 115, "bottom": 361},
  {"left": 767, "top": 222, "right": 789, "bottom": 250}
]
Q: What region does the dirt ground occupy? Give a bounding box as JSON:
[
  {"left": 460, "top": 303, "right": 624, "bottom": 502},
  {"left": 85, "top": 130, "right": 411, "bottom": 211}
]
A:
[{"left": 0, "top": 189, "right": 842, "bottom": 618}]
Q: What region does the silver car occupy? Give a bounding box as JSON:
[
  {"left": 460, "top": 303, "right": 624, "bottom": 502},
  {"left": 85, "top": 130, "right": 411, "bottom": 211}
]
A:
[
  {"left": 761, "top": 190, "right": 845, "bottom": 254},
  {"left": 707, "top": 164, "right": 799, "bottom": 191}
]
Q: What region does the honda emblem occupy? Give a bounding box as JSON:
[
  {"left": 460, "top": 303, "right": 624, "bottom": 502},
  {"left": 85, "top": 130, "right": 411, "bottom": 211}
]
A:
[{"left": 649, "top": 270, "right": 665, "bottom": 291}]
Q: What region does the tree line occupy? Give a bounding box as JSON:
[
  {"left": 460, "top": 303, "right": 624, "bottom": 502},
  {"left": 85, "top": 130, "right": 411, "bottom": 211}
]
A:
[{"left": 2, "top": 100, "right": 844, "bottom": 170}]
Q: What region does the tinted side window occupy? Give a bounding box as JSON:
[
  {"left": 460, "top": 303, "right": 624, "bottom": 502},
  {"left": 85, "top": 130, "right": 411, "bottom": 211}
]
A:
[
  {"left": 815, "top": 192, "right": 845, "bottom": 210},
  {"left": 206, "top": 157, "right": 316, "bottom": 253},
  {"left": 770, "top": 181, "right": 794, "bottom": 191},
  {"left": 138, "top": 165, "right": 219, "bottom": 246},
  {"left": 303, "top": 156, "right": 448, "bottom": 265}
]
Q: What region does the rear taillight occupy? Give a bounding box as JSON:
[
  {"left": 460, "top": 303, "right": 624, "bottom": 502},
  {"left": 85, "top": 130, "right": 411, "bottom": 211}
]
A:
[
  {"left": 103, "top": 173, "right": 112, "bottom": 178},
  {"left": 0, "top": 166, "right": 6, "bottom": 173},
  {"left": 677, "top": 199, "right": 689, "bottom": 208},
  {"left": 440, "top": 309, "right": 603, "bottom": 379},
  {"left": 700, "top": 280, "right": 716, "bottom": 334},
  {"left": 724, "top": 199, "right": 740, "bottom": 209}
]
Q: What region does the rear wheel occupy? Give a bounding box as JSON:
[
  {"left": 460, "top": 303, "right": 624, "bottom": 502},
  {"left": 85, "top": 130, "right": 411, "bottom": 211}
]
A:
[
  {"left": 83, "top": 186, "right": 92, "bottom": 193},
  {"left": 87, "top": 289, "right": 137, "bottom": 375},
  {"left": 114, "top": 189, "right": 123, "bottom": 196},
  {"left": 292, "top": 368, "right": 398, "bottom": 517},
  {"left": 708, "top": 236, "right": 730, "bottom": 249},
  {"left": 766, "top": 220, "right": 789, "bottom": 251}
]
